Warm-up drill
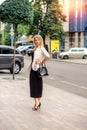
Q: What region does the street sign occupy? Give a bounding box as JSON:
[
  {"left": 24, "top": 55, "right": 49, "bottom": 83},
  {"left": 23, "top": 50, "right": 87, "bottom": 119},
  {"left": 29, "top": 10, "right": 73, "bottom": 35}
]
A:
[
  {"left": 10, "top": 32, "right": 14, "bottom": 36},
  {"left": 10, "top": 35, "right": 14, "bottom": 40}
]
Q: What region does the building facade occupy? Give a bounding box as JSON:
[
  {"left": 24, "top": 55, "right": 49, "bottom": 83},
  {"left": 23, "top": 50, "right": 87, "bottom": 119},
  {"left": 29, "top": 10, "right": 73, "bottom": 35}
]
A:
[{"left": 62, "top": 0, "right": 87, "bottom": 50}]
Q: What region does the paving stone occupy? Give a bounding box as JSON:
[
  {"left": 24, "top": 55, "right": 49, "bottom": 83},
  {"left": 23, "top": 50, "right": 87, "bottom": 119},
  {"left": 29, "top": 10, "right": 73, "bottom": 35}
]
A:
[{"left": 0, "top": 76, "right": 87, "bottom": 130}]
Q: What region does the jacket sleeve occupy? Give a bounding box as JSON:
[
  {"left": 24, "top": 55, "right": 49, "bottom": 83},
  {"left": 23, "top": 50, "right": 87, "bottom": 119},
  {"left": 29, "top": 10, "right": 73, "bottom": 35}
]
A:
[{"left": 41, "top": 47, "right": 50, "bottom": 58}]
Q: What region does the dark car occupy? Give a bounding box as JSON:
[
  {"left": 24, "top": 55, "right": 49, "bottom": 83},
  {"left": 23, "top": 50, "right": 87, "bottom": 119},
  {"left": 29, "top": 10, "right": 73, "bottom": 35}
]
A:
[
  {"left": 0, "top": 45, "right": 24, "bottom": 74},
  {"left": 26, "top": 45, "right": 34, "bottom": 56}
]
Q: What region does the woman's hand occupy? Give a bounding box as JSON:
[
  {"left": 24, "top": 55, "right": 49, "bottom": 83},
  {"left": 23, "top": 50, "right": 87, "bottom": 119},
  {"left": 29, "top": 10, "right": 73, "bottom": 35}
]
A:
[{"left": 35, "top": 59, "right": 41, "bottom": 64}]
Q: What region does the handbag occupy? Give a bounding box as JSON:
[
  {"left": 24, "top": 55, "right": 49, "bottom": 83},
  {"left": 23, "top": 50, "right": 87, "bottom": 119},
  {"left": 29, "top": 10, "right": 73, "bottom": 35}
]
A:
[{"left": 37, "top": 64, "right": 48, "bottom": 77}]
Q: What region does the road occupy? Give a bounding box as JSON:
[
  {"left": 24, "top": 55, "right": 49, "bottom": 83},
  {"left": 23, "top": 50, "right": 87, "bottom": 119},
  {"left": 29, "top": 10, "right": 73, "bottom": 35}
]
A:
[
  {"left": 45, "top": 60, "right": 87, "bottom": 98},
  {"left": 21, "top": 56, "right": 87, "bottom": 98},
  {"left": 0, "top": 56, "right": 87, "bottom": 98}
]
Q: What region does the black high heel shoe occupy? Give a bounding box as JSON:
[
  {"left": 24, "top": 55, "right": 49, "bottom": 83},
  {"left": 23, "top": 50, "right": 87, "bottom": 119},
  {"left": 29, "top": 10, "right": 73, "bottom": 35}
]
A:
[
  {"left": 38, "top": 102, "right": 41, "bottom": 109},
  {"left": 32, "top": 104, "right": 36, "bottom": 110},
  {"left": 33, "top": 105, "right": 39, "bottom": 111},
  {"left": 33, "top": 102, "right": 41, "bottom": 111}
]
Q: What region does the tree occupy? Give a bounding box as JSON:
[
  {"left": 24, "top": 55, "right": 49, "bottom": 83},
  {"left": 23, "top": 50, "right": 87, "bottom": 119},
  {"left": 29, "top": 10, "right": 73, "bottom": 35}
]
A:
[
  {"left": 0, "top": 0, "right": 34, "bottom": 41},
  {"left": 41, "top": 0, "right": 66, "bottom": 39},
  {"left": 18, "top": 24, "right": 30, "bottom": 36},
  {"left": 31, "top": 0, "right": 66, "bottom": 41},
  {"left": 29, "top": 0, "right": 43, "bottom": 36}
]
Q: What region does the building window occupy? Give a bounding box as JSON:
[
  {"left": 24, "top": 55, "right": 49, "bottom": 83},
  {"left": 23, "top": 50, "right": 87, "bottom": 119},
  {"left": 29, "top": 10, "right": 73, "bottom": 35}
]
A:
[
  {"left": 69, "top": 33, "right": 75, "bottom": 47},
  {"left": 78, "top": 32, "right": 81, "bottom": 42}
]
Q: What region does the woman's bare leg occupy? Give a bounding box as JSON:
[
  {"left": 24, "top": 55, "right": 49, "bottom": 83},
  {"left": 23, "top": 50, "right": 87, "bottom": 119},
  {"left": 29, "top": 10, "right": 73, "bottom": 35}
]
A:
[
  {"left": 38, "top": 98, "right": 41, "bottom": 104},
  {"left": 32, "top": 98, "right": 42, "bottom": 110},
  {"left": 34, "top": 98, "right": 39, "bottom": 106}
]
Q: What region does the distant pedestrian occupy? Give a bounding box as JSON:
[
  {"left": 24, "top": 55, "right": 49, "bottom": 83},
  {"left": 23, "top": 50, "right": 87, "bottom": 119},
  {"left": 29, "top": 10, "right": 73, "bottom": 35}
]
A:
[{"left": 29, "top": 34, "right": 50, "bottom": 111}]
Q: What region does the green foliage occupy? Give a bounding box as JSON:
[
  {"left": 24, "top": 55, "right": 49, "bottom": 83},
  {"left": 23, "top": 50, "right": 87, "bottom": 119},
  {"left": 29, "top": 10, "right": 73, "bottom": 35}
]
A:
[
  {"left": 51, "top": 1, "right": 67, "bottom": 22},
  {"left": 30, "top": 0, "right": 43, "bottom": 35},
  {"left": 0, "top": 0, "right": 33, "bottom": 25},
  {"left": 0, "top": 0, "right": 34, "bottom": 41},
  {"left": 4, "top": 33, "right": 11, "bottom": 46},
  {"left": 42, "top": 13, "right": 65, "bottom": 39},
  {"left": 4, "top": 24, "right": 11, "bottom": 45},
  {"left": 31, "top": 0, "right": 66, "bottom": 40},
  {"left": 18, "top": 24, "right": 30, "bottom": 36},
  {"left": 0, "top": 0, "right": 66, "bottom": 43},
  {"left": 42, "top": 1, "right": 66, "bottom": 39}
]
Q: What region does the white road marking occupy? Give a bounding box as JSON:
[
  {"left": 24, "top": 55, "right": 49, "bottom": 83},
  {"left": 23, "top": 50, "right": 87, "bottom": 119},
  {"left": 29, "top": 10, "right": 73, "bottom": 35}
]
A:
[{"left": 61, "top": 80, "right": 87, "bottom": 90}]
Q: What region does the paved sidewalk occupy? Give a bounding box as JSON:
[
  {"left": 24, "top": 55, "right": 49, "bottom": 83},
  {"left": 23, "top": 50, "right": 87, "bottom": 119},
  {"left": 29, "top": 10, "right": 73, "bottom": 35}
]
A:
[{"left": 0, "top": 75, "right": 87, "bottom": 130}]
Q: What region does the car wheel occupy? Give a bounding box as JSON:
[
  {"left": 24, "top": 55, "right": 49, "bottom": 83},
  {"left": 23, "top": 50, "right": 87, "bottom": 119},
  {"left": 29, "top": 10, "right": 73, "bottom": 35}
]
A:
[
  {"left": 10, "top": 62, "right": 21, "bottom": 74},
  {"left": 63, "top": 55, "right": 69, "bottom": 59},
  {"left": 83, "top": 55, "right": 87, "bottom": 59}
]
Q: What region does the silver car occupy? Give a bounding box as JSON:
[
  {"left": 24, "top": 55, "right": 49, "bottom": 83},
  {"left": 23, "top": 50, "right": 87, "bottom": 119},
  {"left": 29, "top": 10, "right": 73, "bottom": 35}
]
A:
[
  {"left": 17, "top": 45, "right": 34, "bottom": 55},
  {"left": 59, "top": 47, "right": 87, "bottom": 59},
  {"left": 0, "top": 45, "right": 24, "bottom": 74}
]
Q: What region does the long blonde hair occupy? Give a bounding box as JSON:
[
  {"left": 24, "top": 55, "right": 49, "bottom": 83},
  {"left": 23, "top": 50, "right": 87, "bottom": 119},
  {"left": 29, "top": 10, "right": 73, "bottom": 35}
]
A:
[{"left": 33, "top": 34, "right": 44, "bottom": 47}]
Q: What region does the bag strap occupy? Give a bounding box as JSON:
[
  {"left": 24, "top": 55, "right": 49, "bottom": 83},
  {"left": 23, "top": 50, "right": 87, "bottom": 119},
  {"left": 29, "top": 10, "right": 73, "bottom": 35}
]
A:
[{"left": 39, "top": 63, "right": 46, "bottom": 68}]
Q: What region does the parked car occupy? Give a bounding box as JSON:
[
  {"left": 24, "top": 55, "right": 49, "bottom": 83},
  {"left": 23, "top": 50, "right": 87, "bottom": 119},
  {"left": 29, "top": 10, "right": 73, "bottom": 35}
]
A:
[
  {"left": 59, "top": 47, "right": 87, "bottom": 59},
  {"left": 26, "top": 45, "right": 34, "bottom": 56},
  {"left": 0, "top": 45, "right": 24, "bottom": 74},
  {"left": 17, "top": 45, "right": 34, "bottom": 55},
  {"left": 16, "top": 41, "right": 33, "bottom": 48},
  {"left": 16, "top": 46, "right": 24, "bottom": 50}
]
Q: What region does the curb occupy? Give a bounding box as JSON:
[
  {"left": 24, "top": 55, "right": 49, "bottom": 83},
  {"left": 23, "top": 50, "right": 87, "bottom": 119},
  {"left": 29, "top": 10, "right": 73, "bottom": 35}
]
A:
[{"left": 50, "top": 58, "right": 87, "bottom": 65}]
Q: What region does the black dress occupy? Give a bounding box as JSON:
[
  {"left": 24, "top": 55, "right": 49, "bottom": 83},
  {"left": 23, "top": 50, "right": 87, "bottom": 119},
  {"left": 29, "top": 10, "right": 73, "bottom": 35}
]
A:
[{"left": 29, "top": 52, "right": 43, "bottom": 98}]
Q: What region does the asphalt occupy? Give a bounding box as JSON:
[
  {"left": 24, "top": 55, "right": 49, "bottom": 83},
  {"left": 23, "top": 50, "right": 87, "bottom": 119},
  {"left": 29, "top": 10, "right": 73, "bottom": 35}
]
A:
[{"left": 0, "top": 59, "right": 87, "bottom": 130}]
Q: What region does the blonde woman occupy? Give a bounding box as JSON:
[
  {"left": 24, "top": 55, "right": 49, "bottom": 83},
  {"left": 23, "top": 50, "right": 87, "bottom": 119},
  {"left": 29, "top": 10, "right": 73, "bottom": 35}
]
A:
[{"left": 29, "top": 35, "right": 50, "bottom": 111}]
